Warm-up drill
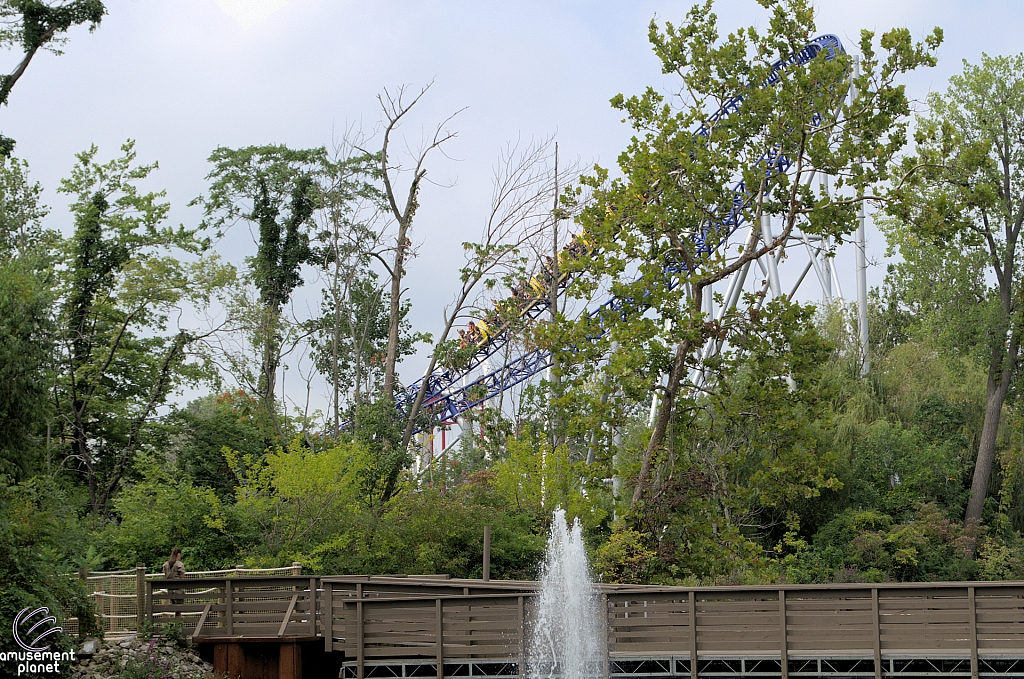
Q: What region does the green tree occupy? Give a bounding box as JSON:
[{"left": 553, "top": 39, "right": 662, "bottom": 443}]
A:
[
  {"left": 886, "top": 53, "right": 1024, "bottom": 532},
  {"left": 0, "top": 260, "right": 51, "bottom": 478},
  {"left": 492, "top": 432, "right": 608, "bottom": 532},
  {"left": 595, "top": 301, "right": 841, "bottom": 583},
  {"left": 0, "top": 157, "right": 48, "bottom": 257},
  {"left": 0, "top": 0, "right": 106, "bottom": 155},
  {"left": 307, "top": 475, "right": 545, "bottom": 579},
  {"left": 0, "top": 157, "right": 52, "bottom": 479},
  {"left": 0, "top": 477, "right": 99, "bottom": 677},
  {"left": 307, "top": 272, "right": 421, "bottom": 421},
  {"left": 552, "top": 0, "right": 940, "bottom": 510},
  {"left": 195, "top": 145, "right": 325, "bottom": 422},
  {"left": 165, "top": 391, "right": 269, "bottom": 500},
  {"left": 224, "top": 438, "right": 368, "bottom": 565},
  {"left": 53, "top": 141, "right": 230, "bottom": 515},
  {"left": 102, "top": 455, "right": 243, "bottom": 569},
  {"left": 307, "top": 143, "right": 387, "bottom": 431}
]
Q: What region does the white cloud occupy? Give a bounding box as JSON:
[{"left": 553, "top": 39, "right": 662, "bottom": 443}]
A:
[{"left": 213, "top": 0, "right": 288, "bottom": 29}]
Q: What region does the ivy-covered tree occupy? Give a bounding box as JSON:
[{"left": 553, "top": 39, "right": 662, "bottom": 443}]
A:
[
  {"left": 195, "top": 145, "right": 325, "bottom": 419},
  {"left": 53, "top": 141, "right": 231, "bottom": 516}
]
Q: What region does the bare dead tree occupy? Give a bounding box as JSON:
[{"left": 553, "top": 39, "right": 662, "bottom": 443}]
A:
[
  {"left": 399, "top": 136, "right": 571, "bottom": 454},
  {"left": 369, "top": 83, "right": 463, "bottom": 403}
]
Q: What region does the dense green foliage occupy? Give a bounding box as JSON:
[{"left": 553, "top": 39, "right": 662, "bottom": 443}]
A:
[{"left": 0, "top": 477, "right": 99, "bottom": 678}]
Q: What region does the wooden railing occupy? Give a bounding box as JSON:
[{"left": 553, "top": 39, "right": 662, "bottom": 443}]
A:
[
  {"left": 605, "top": 582, "right": 1024, "bottom": 658},
  {"left": 150, "top": 576, "right": 1024, "bottom": 679},
  {"left": 148, "top": 576, "right": 319, "bottom": 639},
  {"left": 324, "top": 591, "right": 529, "bottom": 661},
  {"left": 604, "top": 582, "right": 1024, "bottom": 679}
]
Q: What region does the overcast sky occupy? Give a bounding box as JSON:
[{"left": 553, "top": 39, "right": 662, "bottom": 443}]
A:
[{"left": 5, "top": 0, "right": 1022, "bottom": 414}]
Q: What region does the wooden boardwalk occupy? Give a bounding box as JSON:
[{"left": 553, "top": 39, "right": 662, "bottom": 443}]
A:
[{"left": 146, "top": 576, "right": 1024, "bottom": 679}]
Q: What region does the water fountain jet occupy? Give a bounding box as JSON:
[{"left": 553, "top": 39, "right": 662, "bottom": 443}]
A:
[{"left": 526, "top": 508, "right": 607, "bottom": 679}]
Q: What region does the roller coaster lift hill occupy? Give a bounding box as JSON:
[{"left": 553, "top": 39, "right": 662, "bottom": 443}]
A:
[{"left": 389, "top": 34, "right": 856, "bottom": 439}]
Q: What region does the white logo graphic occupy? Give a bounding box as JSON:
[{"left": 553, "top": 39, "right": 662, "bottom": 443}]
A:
[{"left": 12, "top": 607, "right": 62, "bottom": 652}]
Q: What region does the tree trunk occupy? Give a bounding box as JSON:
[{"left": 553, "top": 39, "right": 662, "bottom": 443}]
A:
[
  {"left": 399, "top": 287, "right": 471, "bottom": 455},
  {"left": 632, "top": 332, "right": 693, "bottom": 508},
  {"left": 965, "top": 346, "right": 1014, "bottom": 528},
  {"left": 72, "top": 414, "right": 97, "bottom": 514},
  {"left": 964, "top": 225, "right": 1019, "bottom": 541},
  {"left": 259, "top": 309, "right": 280, "bottom": 413},
  {"left": 631, "top": 286, "right": 703, "bottom": 508},
  {"left": 331, "top": 268, "right": 341, "bottom": 434},
  {"left": 548, "top": 146, "right": 560, "bottom": 446},
  {"left": 0, "top": 24, "right": 57, "bottom": 106},
  {"left": 382, "top": 226, "right": 407, "bottom": 400}
]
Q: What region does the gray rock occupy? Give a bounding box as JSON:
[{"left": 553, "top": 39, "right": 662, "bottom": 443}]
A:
[{"left": 78, "top": 638, "right": 100, "bottom": 656}]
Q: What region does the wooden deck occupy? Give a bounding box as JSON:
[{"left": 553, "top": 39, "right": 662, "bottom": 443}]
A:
[{"left": 146, "top": 576, "right": 1024, "bottom": 679}]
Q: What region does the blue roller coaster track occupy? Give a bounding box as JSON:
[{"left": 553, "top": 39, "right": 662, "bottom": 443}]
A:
[{"left": 400, "top": 34, "right": 846, "bottom": 432}]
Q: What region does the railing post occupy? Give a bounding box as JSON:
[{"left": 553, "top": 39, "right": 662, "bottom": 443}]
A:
[
  {"left": 225, "top": 579, "right": 233, "bottom": 636},
  {"left": 436, "top": 598, "right": 444, "bottom": 679},
  {"left": 779, "top": 590, "right": 788, "bottom": 679},
  {"left": 95, "top": 584, "right": 104, "bottom": 634},
  {"left": 518, "top": 595, "right": 525, "bottom": 679},
  {"left": 135, "top": 564, "right": 145, "bottom": 633},
  {"left": 969, "top": 586, "right": 978, "bottom": 679},
  {"left": 483, "top": 526, "right": 491, "bottom": 581},
  {"left": 145, "top": 580, "right": 153, "bottom": 629},
  {"left": 356, "top": 599, "right": 364, "bottom": 679},
  {"left": 324, "top": 582, "right": 334, "bottom": 653},
  {"left": 292, "top": 561, "right": 302, "bottom": 576},
  {"left": 602, "top": 593, "right": 610, "bottom": 679},
  {"left": 217, "top": 575, "right": 225, "bottom": 629},
  {"left": 872, "top": 588, "right": 881, "bottom": 679},
  {"left": 689, "top": 591, "right": 698, "bottom": 679},
  {"left": 309, "top": 577, "right": 317, "bottom": 636}
]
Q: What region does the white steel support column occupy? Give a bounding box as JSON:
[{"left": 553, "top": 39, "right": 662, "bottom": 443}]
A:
[
  {"left": 724, "top": 223, "right": 758, "bottom": 313},
  {"left": 800, "top": 233, "right": 831, "bottom": 299},
  {"left": 852, "top": 55, "right": 869, "bottom": 376},
  {"left": 789, "top": 261, "right": 814, "bottom": 299},
  {"left": 762, "top": 215, "right": 783, "bottom": 299},
  {"left": 819, "top": 175, "right": 834, "bottom": 301},
  {"left": 822, "top": 236, "right": 834, "bottom": 301},
  {"left": 856, "top": 201, "right": 870, "bottom": 376}
]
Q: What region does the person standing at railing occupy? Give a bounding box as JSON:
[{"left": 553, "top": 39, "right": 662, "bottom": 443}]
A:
[{"left": 162, "top": 547, "right": 185, "bottom": 617}]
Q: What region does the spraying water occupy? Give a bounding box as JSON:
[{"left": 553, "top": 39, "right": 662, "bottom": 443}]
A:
[{"left": 526, "top": 508, "right": 606, "bottom": 679}]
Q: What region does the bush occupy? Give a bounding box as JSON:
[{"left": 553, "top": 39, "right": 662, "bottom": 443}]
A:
[
  {"left": 785, "top": 503, "right": 978, "bottom": 582},
  {"left": 0, "top": 477, "right": 98, "bottom": 679},
  {"left": 101, "top": 456, "right": 245, "bottom": 570}
]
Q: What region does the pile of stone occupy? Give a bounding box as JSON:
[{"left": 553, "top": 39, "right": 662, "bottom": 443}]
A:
[{"left": 72, "top": 635, "right": 215, "bottom": 679}]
